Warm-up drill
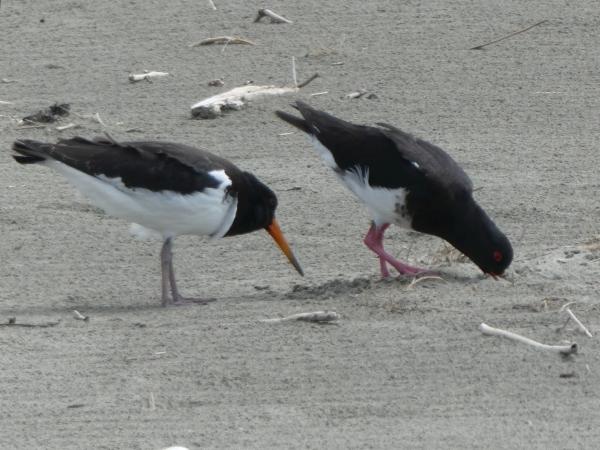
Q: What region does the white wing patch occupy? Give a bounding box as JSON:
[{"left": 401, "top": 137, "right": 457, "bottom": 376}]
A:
[{"left": 46, "top": 160, "right": 237, "bottom": 238}]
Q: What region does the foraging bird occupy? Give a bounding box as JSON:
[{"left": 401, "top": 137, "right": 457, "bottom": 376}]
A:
[
  {"left": 276, "top": 101, "right": 512, "bottom": 278},
  {"left": 12, "top": 136, "right": 303, "bottom": 306}
]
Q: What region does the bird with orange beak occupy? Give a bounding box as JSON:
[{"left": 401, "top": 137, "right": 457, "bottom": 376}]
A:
[{"left": 12, "top": 136, "right": 303, "bottom": 306}]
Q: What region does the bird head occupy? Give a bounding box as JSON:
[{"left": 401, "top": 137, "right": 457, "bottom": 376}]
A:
[{"left": 226, "top": 172, "right": 303, "bottom": 276}]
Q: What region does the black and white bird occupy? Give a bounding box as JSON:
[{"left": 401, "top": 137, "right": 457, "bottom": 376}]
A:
[
  {"left": 12, "top": 136, "right": 303, "bottom": 306},
  {"left": 276, "top": 101, "right": 512, "bottom": 278}
]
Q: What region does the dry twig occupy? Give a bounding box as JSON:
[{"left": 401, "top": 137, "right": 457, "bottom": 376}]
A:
[
  {"left": 254, "top": 8, "right": 293, "bottom": 24},
  {"left": 470, "top": 20, "right": 547, "bottom": 50},
  {"left": 0, "top": 317, "right": 60, "bottom": 328},
  {"left": 479, "top": 322, "right": 577, "bottom": 355},
  {"left": 261, "top": 311, "right": 339, "bottom": 323},
  {"left": 191, "top": 36, "right": 255, "bottom": 47},
  {"left": 407, "top": 275, "right": 444, "bottom": 289},
  {"left": 73, "top": 310, "right": 89, "bottom": 321},
  {"left": 560, "top": 303, "right": 592, "bottom": 337}
]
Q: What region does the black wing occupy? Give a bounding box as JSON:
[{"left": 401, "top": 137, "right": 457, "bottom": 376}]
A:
[
  {"left": 277, "top": 101, "right": 472, "bottom": 195},
  {"left": 13, "top": 136, "right": 242, "bottom": 195}
]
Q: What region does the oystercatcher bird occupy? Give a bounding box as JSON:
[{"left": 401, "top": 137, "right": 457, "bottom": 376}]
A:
[
  {"left": 12, "top": 136, "right": 303, "bottom": 306},
  {"left": 276, "top": 101, "right": 512, "bottom": 278}
]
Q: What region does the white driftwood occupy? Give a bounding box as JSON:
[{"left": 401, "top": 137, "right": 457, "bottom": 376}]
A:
[
  {"left": 191, "top": 85, "right": 298, "bottom": 118},
  {"left": 0, "top": 100, "right": 13, "bottom": 105},
  {"left": 479, "top": 322, "right": 577, "bottom": 355},
  {"left": 191, "top": 36, "right": 255, "bottom": 47},
  {"left": 254, "top": 8, "right": 293, "bottom": 24},
  {"left": 128, "top": 71, "right": 171, "bottom": 83},
  {"left": 559, "top": 304, "right": 593, "bottom": 337},
  {"left": 207, "top": 0, "right": 216, "bottom": 10},
  {"left": 261, "top": 311, "right": 339, "bottom": 323}
]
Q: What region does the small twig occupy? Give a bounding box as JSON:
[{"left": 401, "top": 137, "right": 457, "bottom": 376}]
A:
[
  {"left": 56, "top": 123, "right": 79, "bottom": 131},
  {"left": 560, "top": 303, "right": 592, "bottom": 337},
  {"left": 479, "top": 322, "right": 577, "bottom": 355},
  {"left": 73, "top": 310, "right": 89, "bottom": 321},
  {"left": 278, "top": 132, "right": 294, "bottom": 136},
  {"left": 0, "top": 317, "right": 60, "bottom": 328},
  {"left": 261, "top": 311, "right": 339, "bottom": 323},
  {"left": 310, "top": 91, "right": 328, "bottom": 97},
  {"left": 128, "top": 71, "right": 171, "bottom": 83},
  {"left": 191, "top": 36, "right": 255, "bottom": 47},
  {"left": 149, "top": 392, "right": 156, "bottom": 410},
  {"left": 291, "top": 56, "right": 298, "bottom": 88},
  {"left": 207, "top": 0, "right": 216, "bottom": 10},
  {"left": 297, "top": 73, "right": 319, "bottom": 89},
  {"left": 0, "top": 100, "right": 13, "bottom": 105},
  {"left": 407, "top": 275, "right": 444, "bottom": 290},
  {"left": 254, "top": 8, "right": 293, "bottom": 24},
  {"left": 470, "top": 20, "right": 548, "bottom": 50}
]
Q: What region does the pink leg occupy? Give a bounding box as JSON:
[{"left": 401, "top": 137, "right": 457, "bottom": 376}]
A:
[{"left": 363, "top": 223, "right": 429, "bottom": 277}]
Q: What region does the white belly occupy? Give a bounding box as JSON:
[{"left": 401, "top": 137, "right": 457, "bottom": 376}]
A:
[
  {"left": 46, "top": 160, "right": 237, "bottom": 238},
  {"left": 309, "top": 136, "right": 411, "bottom": 228}
]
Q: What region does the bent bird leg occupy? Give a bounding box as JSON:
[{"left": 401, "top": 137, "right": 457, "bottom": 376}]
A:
[
  {"left": 164, "top": 237, "right": 216, "bottom": 306},
  {"left": 363, "top": 222, "right": 429, "bottom": 276}
]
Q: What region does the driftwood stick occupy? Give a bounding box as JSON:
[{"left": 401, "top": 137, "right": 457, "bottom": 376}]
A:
[
  {"left": 254, "top": 8, "right": 293, "bottom": 24},
  {"left": 479, "top": 322, "right": 577, "bottom": 355},
  {"left": 470, "top": 20, "right": 548, "bottom": 50},
  {"left": 261, "top": 311, "right": 339, "bottom": 323},
  {"left": 191, "top": 73, "right": 318, "bottom": 118},
  {"left": 207, "top": 0, "right": 216, "bottom": 10},
  {"left": 128, "top": 71, "right": 171, "bottom": 83},
  {"left": 191, "top": 36, "right": 255, "bottom": 47}
]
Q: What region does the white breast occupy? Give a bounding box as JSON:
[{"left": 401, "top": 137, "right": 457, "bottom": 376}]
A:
[{"left": 46, "top": 160, "right": 237, "bottom": 239}]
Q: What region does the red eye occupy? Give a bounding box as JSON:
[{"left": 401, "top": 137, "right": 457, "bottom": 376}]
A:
[{"left": 493, "top": 251, "right": 503, "bottom": 262}]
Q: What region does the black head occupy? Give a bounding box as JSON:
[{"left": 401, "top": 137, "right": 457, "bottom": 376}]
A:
[
  {"left": 225, "top": 171, "right": 303, "bottom": 275},
  {"left": 225, "top": 171, "right": 277, "bottom": 237},
  {"left": 411, "top": 189, "right": 513, "bottom": 276}
]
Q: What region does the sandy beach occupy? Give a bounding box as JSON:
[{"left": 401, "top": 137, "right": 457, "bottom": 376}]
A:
[{"left": 1, "top": 0, "right": 599, "bottom": 448}]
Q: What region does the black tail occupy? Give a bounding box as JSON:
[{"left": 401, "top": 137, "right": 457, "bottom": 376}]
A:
[{"left": 12, "top": 140, "right": 51, "bottom": 164}]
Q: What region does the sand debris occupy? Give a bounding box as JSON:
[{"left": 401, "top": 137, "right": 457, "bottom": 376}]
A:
[
  {"left": 254, "top": 8, "right": 293, "bottom": 24},
  {"left": 479, "top": 322, "right": 577, "bottom": 355},
  {"left": 128, "top": 71, "right": 171, "bottom": 83},
  {"left": 21, "top": 102, "right": 70, "bottom": 124},
  {"left": 191, "top": 36, "right": 255, "bottom": 47},
  {"left": 261, "top": 311, "right": 340, "bottom": 324}
]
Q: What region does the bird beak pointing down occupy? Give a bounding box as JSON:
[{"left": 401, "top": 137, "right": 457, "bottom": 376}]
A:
[{"left": 266, "top": 219, "right": 304, "bottom": 276}]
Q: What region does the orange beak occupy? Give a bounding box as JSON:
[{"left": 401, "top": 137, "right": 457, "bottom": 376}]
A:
[{"left": 266, "top": 219, "right": 304, "bottom": 276}]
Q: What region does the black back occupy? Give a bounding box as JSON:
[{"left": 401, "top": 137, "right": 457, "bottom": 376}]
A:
[{"left": 12, "top": 136, "right": 279, "bottom": 237}]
